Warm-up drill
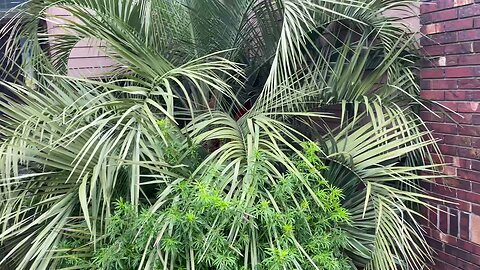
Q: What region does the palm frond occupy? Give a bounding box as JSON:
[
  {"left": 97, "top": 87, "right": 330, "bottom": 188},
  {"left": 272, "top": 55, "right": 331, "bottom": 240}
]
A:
[{"left": 320, "top": 115, "right": 443, "bottom": 270}]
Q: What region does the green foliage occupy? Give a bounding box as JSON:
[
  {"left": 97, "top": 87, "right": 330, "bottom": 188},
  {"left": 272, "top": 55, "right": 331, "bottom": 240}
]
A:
[
  {"left": 57, "top": 143, "right": 352, "bottom": 270},
  {"left": 0, "top": 0, "right": 444, "bottom": 269}
]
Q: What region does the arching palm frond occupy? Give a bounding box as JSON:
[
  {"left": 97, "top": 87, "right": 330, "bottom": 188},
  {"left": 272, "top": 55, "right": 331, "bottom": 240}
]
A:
[
  {"left": 320, "top": 115, "right": 442, "bottom": 270},
  {"left": 0, "top": 0, "right": 441, "bottom": 269}
]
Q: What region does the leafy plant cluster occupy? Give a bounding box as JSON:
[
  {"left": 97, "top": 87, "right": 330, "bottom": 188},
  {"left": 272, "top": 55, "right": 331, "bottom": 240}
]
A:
[
  {"left": 58, "top": 139, "right": 352, "bottom": 270},
  {"left": 0, "top": 0, "right": 443, "bottom": 269}
]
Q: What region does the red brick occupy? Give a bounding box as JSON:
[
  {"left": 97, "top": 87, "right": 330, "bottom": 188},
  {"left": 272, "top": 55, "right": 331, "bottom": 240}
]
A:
[
  {"left": 418, "top": 6, "right": 480, "bottom": 267},
  {"left": 444, "top": 245, "right": 466, "bottom": 260},
  {"left": 458, "top": 169, "right": 480, "bottom": 181},
  {"left": 424, "top": 32, "right": 458, "bottom": 46},
  {"left": 458, "top": 29, "right": 480, "bottom": 41},
  {"left": 445, "top": 18, "right": 474, "bottom": 31},
  {"left": 439, "top": 101, "right": 459, "bottom": 110},
  {"left": 433, "top": 184, "right": 458, "bottom": 198},
  {"left": 440, "top": 205, "right": 450, "bottom": 232},
  {"left": 423, "top": 23, "right": 446, "bottom": 34},
  {"left": 445, "top": 42, "right": 474, "bottom": 54},
  {"left": 421, "top": 2, "right": 438, "bottom": 14},
  {"left": 446, "top": 55, "right": 459, "bottom": 65},
  {"left": 458, "top": 189, "right": 473, "bottom": 201},
  {"left": 421, "top": 68, "right": 445, "bottom": 78},
  {"left": 421, "top": 58, "right": 435, "bottom": 68},
  {"left": 435, "top": 153, "right": 455, "bottom": 163},
  {"left": 466, "top": 92, "right": 480, "bottom": 100},
  {"left": 455, "top": 259, "right": 479, "bottom": 270},
  {"left": 473, "top": 183, "right": 480, "bottom": 193},
  {"left": 453, "top": 156, "right": 473, "bottom": 168},
  {"left": 431, "top": 229, "right": 446, "bottom": 242},
  {"left": 446, "top": 244, "right": 480, "bottom": 265},
  {"left": 457, "top": 54, "right": 480, "bottom": 65},
  {"left": 447, "top": 198, "right": 463, "bottom": 211},
  {"left": 432, "top": 9, "right": 459, "bottom": 22},
  {"left": 443, "top": 233, "right": 459, "bottom": 245},
  {"left": 429, "top": 122, "right": 458, "bottom": 134},
  {"left": 440, "top": 144, "right": 459, "bottom": 156},
  {"left": 423, "top": 79, "right": 458, "bottom": 89},
  {"left": 444, "top": 134, "right": 472, "bottom": 146},
  {"left": 446, "top": 90, "right": 466, "bottom": 100},
  {"left": 421, "top": 111, "right": 445, "bottom": 122},
  {"left": 473, "top": 114, "right": 480, "bottom": 124},
  {"left": 420, "top": 80, "right": 430, "bottom": 89},
  {"left": 461, "top": 212, "right": 471, "bottom": 240},
  {"left": 463, "top": 191, "right": 480, "bottom": 205},
  {"left": 421, "top": 204, "right": 430, "bottom": 216},
  {"left": 421, "top": 13, "right": 433, "bottom": 25},
  {"left": 443, "top": 177, "right": 472, "bottom": 191},
  {"left": 457, "top": 238, "right": 480, "bottom": 255},
  {"left": 424, "top": 56, "right": 452, "bottom": 68},
  {"left": 427, "top": 194, "right": 458, "bottom": 207},
  {"left": 473, "top": 202, "right": 480, "bottom": 215},
  {"left": 440, "top": 197, "right": 464, "bottom": 211},
  {"left": 426, "top": 236, "right": 444, "bottom": 251},
  {"left": 455, "top": 0, "right": 475, "bottom": 6},
  {"left": 458, "top": 102, "right": 480, "bottom": 113},
  {"left": 458, "top": 147, "right": 480, "bottom": 159},
  {"left": 459, "top": 125, "right": 480, "bottom": 136},
  {"left": 472, "top": 137, "right": 480, "bottom": 147},
  {"left": 423, "top": 45, "right": 446, "bottom": 56},
  {"left": 458, "top": 199, "right": 473, "bottom": 212},
  {"left": 439, "top": 0, "right": 456, "bottom": 9},
  {"left": 459, "top": 5, "right": 480, "bottom": 18},
  {"left": 445, "top": 165, "right": 459, "bottom": 176},
  {"left": 472, "top": 160, "right": 480, "bottom": 171},
  {"left": 421, "top": 90, "right": 445, "bottom": 100},
  {"left": 430, "top": 204, "right": 440, "bottom": 226},
  {"left": 433, "top": 258, "right": 460, "bottom": 270},
  {"left": 473, "top": 204, "right": 480, "bottom": 215},
  {"left": 445, "top": 67, "right": 480, "bottom": 77},
  {"left": 434, "top": 32, "right": 459, "bottom": 44},
  {"left": 458, "top": 79, "right": 480, "bottom": 88},
  {"left": 446, "top": 113, "right": 474, "bottom": 124},
  {"left": 430, "top": 131, "right": 445, "bottom": 142},
  {"left": 421, "top": 35, "right": 435, "bottom": 46}
]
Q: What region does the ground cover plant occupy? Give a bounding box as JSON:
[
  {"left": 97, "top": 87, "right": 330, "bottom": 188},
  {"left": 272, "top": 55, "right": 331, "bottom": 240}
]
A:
[{"left": 0, "top": 0, "right": 443, "bottom": 269}]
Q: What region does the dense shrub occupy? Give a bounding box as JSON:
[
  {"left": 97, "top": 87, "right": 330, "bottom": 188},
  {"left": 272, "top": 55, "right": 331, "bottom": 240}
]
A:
[{"left": 58, "top": 142, "right": 352, "bottom": 270}]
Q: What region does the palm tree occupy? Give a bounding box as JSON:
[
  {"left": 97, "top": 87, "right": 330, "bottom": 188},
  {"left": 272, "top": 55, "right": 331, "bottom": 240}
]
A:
[{"left": 0, "top": 0, "right": 442, "bottom": 269}]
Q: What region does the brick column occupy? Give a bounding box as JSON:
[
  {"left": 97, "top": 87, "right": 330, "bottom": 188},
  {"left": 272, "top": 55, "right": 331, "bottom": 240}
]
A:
[{"left": 420, "top": 0, "right": 480, "bottom": 269}]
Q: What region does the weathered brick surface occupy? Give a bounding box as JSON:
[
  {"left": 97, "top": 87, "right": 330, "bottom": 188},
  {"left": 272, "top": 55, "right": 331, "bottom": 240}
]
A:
[{"left": 421, "top": 1, "right": 480, "bottom": 269}]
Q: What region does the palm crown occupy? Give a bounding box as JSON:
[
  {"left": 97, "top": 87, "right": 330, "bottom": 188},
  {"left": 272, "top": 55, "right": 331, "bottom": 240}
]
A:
[{"left": 0, "top": 0, "right": 442, "bottom": 269}]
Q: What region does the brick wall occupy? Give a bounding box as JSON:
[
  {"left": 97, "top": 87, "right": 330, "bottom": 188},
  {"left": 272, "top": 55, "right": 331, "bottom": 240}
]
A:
[{"left": 420, "top": 0, "right": 480, "bottom": 269}]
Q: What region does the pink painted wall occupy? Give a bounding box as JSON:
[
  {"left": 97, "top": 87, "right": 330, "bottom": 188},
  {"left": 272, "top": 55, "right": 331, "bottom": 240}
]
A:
[
  {"left": 46, "top": 7, "right": 116, "bottom": 78},
  {"left": 384, "top": 3, "right": 421, "bottom": 33}
]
